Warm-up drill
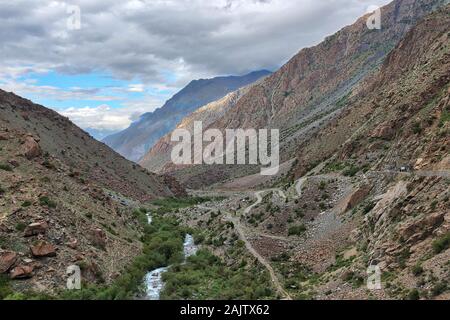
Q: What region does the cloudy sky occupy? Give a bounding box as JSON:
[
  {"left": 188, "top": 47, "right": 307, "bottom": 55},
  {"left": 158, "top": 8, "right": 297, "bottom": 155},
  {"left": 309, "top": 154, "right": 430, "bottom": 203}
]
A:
[{"left": 0, "top": 0, "right": 391, "bottom": 139}]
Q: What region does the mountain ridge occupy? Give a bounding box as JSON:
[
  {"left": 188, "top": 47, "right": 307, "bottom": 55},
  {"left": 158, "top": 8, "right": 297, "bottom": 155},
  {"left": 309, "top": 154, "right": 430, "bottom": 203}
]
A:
[
  {"left": 150, "top": 0, "right": 449, "bottom": 189},
  {"left": 103, "top": 70, "right": 271, "bottom": 161}
]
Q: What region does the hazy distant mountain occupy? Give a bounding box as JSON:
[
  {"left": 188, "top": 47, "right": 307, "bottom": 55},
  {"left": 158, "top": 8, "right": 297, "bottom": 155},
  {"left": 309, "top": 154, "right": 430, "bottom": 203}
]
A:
[
  {"left": 85, "top": 128, "right": 119, "bottom": 141},
  {"left": 102, "top": 70, "right": 272, "bottom": 161},
  {"left": 139, "top": 83, "right": 257, "bottom": 172}
]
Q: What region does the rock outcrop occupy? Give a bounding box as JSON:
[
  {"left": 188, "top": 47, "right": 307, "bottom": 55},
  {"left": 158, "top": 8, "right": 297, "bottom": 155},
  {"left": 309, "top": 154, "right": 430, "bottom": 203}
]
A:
[
  {"left": 30, "top": 241, "right": 57, "bottom": 258},
  {"left": 0, "top": 251, "right": 18, "bottom": 273}
]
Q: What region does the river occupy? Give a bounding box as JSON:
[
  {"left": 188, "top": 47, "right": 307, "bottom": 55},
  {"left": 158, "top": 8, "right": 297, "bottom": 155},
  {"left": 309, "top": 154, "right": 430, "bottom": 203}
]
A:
[{"left": 144, "top": 215, "right": 197, "bottom": 300}]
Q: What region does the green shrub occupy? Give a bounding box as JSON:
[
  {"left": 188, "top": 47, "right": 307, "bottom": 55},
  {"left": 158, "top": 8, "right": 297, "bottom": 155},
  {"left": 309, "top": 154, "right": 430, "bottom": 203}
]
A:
[
  {"left": 431, "top": 281, "right": 447, "bottom": 297},
  {"left": 411, "top": 264, "right": 424, "bottom": 276},
  {"left": 432, "top": 232, "right": 450, "bottom": 254},
  {"left": 407, "top": 289, "right": 420, "bottom": 300},
  {"left": 438, "top": 108, "right": 450, "bottom": 127},
  {"left": 21, "top": 200, "right": 32, "bottom": 208},
  {"left": 151, "top": 197, "right": 208, "bottom": 214},
  {"left": 15, "top": 222, "right": 27, "bottom": 232},
  {"left": 319, "top": 181, "right": 327, "bottom": 190},
  {"left": 160, "top": 249, "right": 274, "bottom": 300},
  {"left": 412, "top": 122, "right": 422, "bottom": 134},
  {"left": 363, "top": 202, "right": 376, "bottom": 214},
  {"left": 0, "top": 275, "right": 13, "bottom": 300},
  {"left": 0, "top": 163, "right": 13, "bottom": 172},
  {"left": 343, "top": 165, "right": 360, "bottom": 177},
  {"left": 39, "top": 196, "right": 57, "bottom": 208},
  {"left": 288, "top": 225, "right": 306, "bottom": 236}
]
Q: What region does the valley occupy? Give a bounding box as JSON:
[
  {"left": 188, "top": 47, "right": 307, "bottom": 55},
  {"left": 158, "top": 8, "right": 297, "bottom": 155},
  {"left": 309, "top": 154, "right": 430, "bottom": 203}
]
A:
[{"left": 1, "top": 0, "right": 449, "bottom": 301}]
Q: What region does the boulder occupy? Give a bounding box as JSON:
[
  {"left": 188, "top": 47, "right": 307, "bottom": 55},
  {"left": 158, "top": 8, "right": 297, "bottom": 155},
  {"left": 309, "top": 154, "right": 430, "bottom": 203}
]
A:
[
  {"left": 0, "top": 251, "right": 18, "bottom": 273},
  {"left": 24, "top": 221, "right": 48, "bottom": 237},
  {"left": 399, "top": 212, "right": 445, "bottom": 243},
  {"left": 8, "top": 159, "right": 20, "bottom": 168},
  {"left": 21, "top": 135, "right": 41, "bottom": 160},
  {"left": 10, "top": 265, "right": 34, "bottom": 279},
  {"left": 371, "top": 122, "right": 395, "bottom": 140},
  {"left": 91, "top": 228, "right": 107, "bottom": 250},
  {"left": 344, "top": 184, "right": 373, "bottom": 211},
  {"left": 30, "top": 241, "right": 57, "bottom": 258},
  {"left": 67, "top": 238, "right": 78, "bottom": 250}
]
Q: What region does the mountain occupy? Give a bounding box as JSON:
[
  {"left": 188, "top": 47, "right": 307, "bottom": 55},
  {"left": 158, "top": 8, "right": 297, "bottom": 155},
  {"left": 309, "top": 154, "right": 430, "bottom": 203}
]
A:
[
  {"left": 156, "top": 4, "right": 450, "bottom": 300},
  {"left": 152, "top": 0, "right": 449, "bottom": 189},
  {"left": 280, "top": 4, "right": 449, "bottom": 298},
  {"left": 0, "top": 90, "right": 184, "bottom": 293},
  {"left": 139, "top": 82, "right": 258, "bottom": 173},
  {"left": 103, "top": 70, "right": 272, "bottom": 162}
]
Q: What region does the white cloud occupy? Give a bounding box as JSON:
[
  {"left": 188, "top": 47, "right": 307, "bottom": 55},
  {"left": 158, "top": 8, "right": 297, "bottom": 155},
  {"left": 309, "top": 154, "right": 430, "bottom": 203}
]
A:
[
  {"left": 59, "top": 104, "right": 142, "bottom": 131},
  {"left": 0, "top": 0, "right": 393, "bottom": 87},
  {"left": 127, "top": 84, "right": 145, "bottom": 92},
  {"left": 0, "top": 0, "right": 393, "bottom": 133}
]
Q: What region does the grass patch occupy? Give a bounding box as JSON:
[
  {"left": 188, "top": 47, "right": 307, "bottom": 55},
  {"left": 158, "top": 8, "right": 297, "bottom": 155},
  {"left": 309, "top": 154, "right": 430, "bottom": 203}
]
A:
[
  {"left": 323, "top": 161, "right": 346, "bottom": 173},
  {"left": 21, "top": 201, "right": 32, "bottom": 208},
  {"left": 39, "top": 196, "right": 57, "bottom": 208},
  {"left": 0, "top": 275, "right": 13, "bottom": 300},
  {"left": 432, "top": 232, "right": 450, "bottom": 254},
  {"left": 438, "top": 107, "right": 450, "bottom": 127},
  {"left": 0, "top": 163, "right": 13, "bottom": 172},
  {"left": 151, "top": 196, "right": 222, "bottom": 214},
  {"left": 160, "top": 249, "right": 274, "bottom": 300},
  {"left": 343, "top": 165, "right": 360, "bottom": 177},
  {"left": 288, "top": 225, "right": 306, "bottom": 236},
  {"left": 15, "top": 222, "right": 27, "bottom": 232}
]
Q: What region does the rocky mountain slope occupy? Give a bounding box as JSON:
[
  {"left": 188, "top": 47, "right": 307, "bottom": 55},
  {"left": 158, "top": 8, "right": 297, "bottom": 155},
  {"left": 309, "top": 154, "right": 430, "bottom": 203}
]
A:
[
  {"left": 103, "top": 70, "right": 271, "bottom": 162},
  {"left": 0, "top": 90, "right": 184, "bottom": 294},
  {"left": 166, "top": 4, "right": 449, "bottom": 300},
  {"left": 140, "top": 83, "right": 257, "bottom": 173},
  {"left": 283, "top": 4, "right": 450, "bottom": 299},
  {"left": 152, "top": 0, "right": 448, "bottom": 189}
]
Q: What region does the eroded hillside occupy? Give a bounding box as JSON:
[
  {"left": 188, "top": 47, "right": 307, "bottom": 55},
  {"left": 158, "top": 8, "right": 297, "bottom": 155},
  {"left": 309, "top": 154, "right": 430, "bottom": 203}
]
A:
[{"left": 0, "top": 90, "right": 185, "bottom": 295}]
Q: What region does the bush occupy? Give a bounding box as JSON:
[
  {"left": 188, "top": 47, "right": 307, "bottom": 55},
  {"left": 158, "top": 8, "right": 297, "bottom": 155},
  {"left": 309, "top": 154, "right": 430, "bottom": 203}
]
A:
[
  {"left": 432, "top": 232, "right": 450, "bottom": 254},
  {"left": 431, "top": 281, "right": 447, "bottom": 297},
  {"left": 412, "top": 122, "right": 422, "bottom": 134},
  {"left": 343, "top": 165, "right": 360, "bottom": 177},
  {"left": 15, "top": 222, "right": 27, "bottom": 232},
  {"left": 160, "top": 249, "right": 274, "bottom": 300},
  {"left": 411, "top": 264, "right": 424, "bottom": 276},
  {"left": 407, "top": 289, "right": 420, "bottom": 300},
  {"left": 0, "top": 163, "right": 13, "bottom": 172},
  {"left": 288, "top": 225, "right": 306, "bottom": 236},
  {"left": 0, "top": 275, "right": 13, "bottom": 299},
  {"left": 21, "top": 201, "right": 32, "bottom": 208},
  {"left": 363, "top": 202, "right": 376, "bottom": 214},
  {"left": 319, "top": 181, "right": 327, "bottom": 190},
  {"left": 39, "top": 196, "right": 57, "bottom": 208},
  {"left": 151, "top": 196, "right": 219, "bottom": 214}
]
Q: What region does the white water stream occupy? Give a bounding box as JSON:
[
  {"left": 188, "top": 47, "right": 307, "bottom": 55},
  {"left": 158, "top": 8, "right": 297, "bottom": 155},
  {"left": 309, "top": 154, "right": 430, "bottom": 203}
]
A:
[{"left": 144, "top": 215, "right": 197, "bottom": 300}]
